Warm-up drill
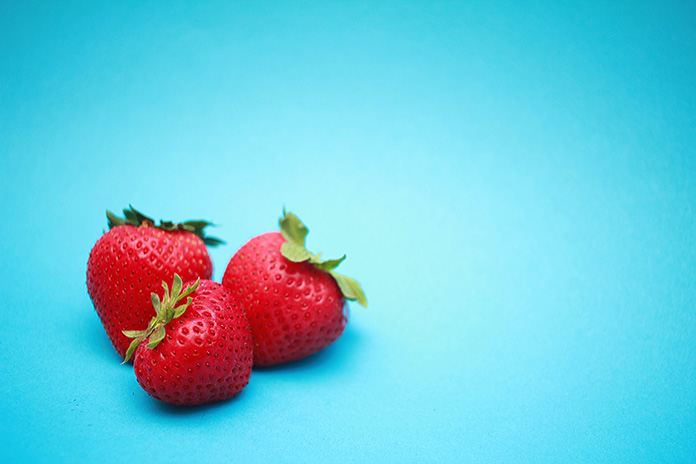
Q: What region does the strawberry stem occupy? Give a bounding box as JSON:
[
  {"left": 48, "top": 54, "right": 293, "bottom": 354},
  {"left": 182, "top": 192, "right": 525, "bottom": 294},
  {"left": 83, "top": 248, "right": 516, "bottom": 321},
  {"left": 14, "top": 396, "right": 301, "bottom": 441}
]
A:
[
  {"left": 279, "top": 210, "right": 368, "bottom": 308},
  {"left": 107, "top": 205, "right": 225, "bottom": 246},
  {"left": 121, "top": 274, "right": 200, "bottom": 363}
]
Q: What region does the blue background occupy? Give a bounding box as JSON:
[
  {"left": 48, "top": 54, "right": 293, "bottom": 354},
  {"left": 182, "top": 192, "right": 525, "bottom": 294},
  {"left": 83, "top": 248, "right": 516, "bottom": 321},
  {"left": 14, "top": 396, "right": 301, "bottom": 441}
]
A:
[{"left": 1, "top": 1, "right": 695, "bottom": 462}]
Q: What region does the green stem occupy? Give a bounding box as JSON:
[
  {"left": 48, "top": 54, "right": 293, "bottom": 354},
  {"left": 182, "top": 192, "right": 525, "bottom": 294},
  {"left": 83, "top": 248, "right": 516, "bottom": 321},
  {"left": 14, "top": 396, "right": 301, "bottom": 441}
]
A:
[{"left": 121, "top": 274, "right": 200, "bottom": 363}]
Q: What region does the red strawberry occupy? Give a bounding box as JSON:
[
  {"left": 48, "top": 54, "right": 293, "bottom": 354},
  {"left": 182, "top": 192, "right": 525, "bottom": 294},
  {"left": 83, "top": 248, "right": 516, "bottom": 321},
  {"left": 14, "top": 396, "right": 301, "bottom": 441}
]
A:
[
  {"left": 123, "top": 275, "right": 253, "bottom": 406},
  {"left": 86, "top": 206, "right": 223, "bottom": 359},
  {"left": 222, "top": 210, "right": 367, "bottom": 366}
]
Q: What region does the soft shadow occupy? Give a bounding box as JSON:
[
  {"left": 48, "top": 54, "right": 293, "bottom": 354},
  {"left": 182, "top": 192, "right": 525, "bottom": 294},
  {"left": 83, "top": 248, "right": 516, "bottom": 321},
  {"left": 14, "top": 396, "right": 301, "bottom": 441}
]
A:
[
  {"left": 79, "top": 304, "right": 125, "bottom": 364},
  {"left": 252, "top": 326, "right": 363, "bottom": 373},
  {"left": 148, "top": 388, "right": 248, "bottom": 416}
]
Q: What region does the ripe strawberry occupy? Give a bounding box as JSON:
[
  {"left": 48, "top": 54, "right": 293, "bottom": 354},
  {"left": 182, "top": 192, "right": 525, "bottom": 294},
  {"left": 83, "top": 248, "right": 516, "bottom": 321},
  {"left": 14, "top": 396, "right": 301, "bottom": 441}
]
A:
[
  {"left": 222, "top": 210, "right": 367, "bottom": 366},
  {"left": 86, "top": 206, "right": 223, "bottom": 359},
  {"left": 123, "top": 275, "right": 253, "bottom": 406}
]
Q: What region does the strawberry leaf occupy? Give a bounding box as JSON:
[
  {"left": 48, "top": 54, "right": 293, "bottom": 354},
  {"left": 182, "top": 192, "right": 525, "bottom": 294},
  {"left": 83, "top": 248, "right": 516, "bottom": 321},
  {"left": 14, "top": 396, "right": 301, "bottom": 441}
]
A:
[
  {"left": 150, "top": 293, "right": 162, "bottom": 313},
  {"left": 180, "top": 220, "right": 212, "bottom": 231},
  {"left": 313, "top": 255, "right": 346, "bottom": 272},
  {"left": 171, "top": 274, "right": 183, "bottom": 301},
  {"left": 106, "top": 210, "right": 129, "bottom": 228},
  {"left": 122, "top": 336, "right": 145, "bottom": 363},
  {"left": 203, "top": 237, "right": 225, "bottom": 246},
  {"left": 178, "top": 278, "right": 200, "bottom": 302},
  {"left": 105, "top": 206, "right": 224, "bottom": 247},
  {"left": 122, "top": 329, "right": 147, "bottom": 338},
  {"left": 330, "top": 272, "right": 368, "bottom": 307},
  {"left": 278, "top": 210, "right": 367, "bottom": 308},
  {"left": 280, "top": 210, "right": 309, "bottom": 247},
  {"left": 173, "top": 297, "right": 193, "bottom": 318},
  {"left": 147, "top": 325, "right": 166, "bottom": 349},
  {"left": 161, "top": 280, "right": 171, "bottom": 303},
  {"left": 121, "top": 274, "right": 199, "bottom": 363},
  {"left": 164, "top": 306, "right": 176, "bottom": 323},
  {"left": 281, "top": 242, "right": 315, "bottom": 263},
  {"left": 126, "top": 206, "right": 154, "bottom": 224}
]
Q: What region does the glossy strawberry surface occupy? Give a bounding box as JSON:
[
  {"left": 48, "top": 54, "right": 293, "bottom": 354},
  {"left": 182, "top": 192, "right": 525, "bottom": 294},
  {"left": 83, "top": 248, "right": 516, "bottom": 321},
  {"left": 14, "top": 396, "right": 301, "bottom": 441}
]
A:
[
  {"left": 133, "top": 280, "right": 253, "bottom": 405},
  {"left": 87, "top": 224, "right": 213, "bottom": 358},
  {"left": 222, "top": 232, "right": 348, "bottom": 366}
]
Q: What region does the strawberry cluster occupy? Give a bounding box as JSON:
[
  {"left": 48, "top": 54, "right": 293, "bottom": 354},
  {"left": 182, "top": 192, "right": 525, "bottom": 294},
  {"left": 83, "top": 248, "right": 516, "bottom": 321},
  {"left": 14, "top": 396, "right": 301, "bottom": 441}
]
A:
[{"left": 86, "top": 206, "right": 367, "bottom": 406}]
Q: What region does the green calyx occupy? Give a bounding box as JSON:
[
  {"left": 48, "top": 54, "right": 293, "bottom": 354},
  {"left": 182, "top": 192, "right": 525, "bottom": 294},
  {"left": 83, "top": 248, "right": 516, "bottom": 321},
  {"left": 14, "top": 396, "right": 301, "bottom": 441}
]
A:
[
  {"left": 122, "top": 274, "right": 200, "bottom": 363},
  {"left": 279, "top": 209, "right": 368, "bottom": 308},
  {"left": 106, "top": 205, "right": 224, "bottom": 246}
]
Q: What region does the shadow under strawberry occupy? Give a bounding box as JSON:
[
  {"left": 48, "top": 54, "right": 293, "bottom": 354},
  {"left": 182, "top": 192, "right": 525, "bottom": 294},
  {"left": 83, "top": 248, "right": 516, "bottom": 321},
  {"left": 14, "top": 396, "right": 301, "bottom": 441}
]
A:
[
  {"left": 145, "top": 386, "right": 249, "bottom": 416},
  {"left": 251, "top": 326, "right": 363, "bottom": 374},
  {"left": 82, "top": 306, "right": 125, "bottom": 364}
]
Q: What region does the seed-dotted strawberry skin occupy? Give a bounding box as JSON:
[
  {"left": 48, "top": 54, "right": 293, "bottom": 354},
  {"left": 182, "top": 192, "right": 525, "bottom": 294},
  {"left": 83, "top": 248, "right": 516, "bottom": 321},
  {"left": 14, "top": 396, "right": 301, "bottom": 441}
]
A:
[
  {"left": 133, "top": 280, "right": 253, "bottom": 406},
  {"left": 86, "top": 225, "right": 213, "bottom": 359},
  {"left": 222, "top": 232, "right": 348, "bottom": 366}
]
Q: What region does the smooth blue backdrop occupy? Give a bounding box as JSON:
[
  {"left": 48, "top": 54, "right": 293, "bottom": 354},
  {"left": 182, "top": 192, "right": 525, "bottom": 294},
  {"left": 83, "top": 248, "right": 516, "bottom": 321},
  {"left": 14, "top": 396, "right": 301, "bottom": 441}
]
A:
[{"left": 1, "top": 1, "right": 695, "bottom": 462}]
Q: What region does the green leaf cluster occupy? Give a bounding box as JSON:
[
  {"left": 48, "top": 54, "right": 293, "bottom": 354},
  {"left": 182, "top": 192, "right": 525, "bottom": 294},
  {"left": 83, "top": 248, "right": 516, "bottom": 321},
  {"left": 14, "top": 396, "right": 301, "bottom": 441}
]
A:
[
  {"left": 122, "top": 274, "right": 200, "bottom": 363},
  {"left": 279, "top": 210, "right": 367, "bottom": 308},
  {"left": 106, "top": 205, "right": 224, "bottom": 247}
]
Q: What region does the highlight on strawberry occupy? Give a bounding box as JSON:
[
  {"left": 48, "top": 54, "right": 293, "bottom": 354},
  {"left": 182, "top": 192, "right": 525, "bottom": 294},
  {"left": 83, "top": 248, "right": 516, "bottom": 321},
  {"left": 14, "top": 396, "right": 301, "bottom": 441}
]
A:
[
  {"left": 86, "top": 206, "right": 223, "bottom": 360},
  {"left": 124, "top": 274, "right": 253, "bottom": 406},
  {"left": 222, "top": 209, "right": 367, "bottom": 366}
]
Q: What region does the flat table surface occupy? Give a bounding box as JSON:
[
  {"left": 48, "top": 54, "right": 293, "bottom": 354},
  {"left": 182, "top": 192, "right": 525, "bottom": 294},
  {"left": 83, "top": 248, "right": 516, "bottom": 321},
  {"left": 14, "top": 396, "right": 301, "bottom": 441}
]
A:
[{"left": 1, "top": 2, "right": 695, "bottom": 463}]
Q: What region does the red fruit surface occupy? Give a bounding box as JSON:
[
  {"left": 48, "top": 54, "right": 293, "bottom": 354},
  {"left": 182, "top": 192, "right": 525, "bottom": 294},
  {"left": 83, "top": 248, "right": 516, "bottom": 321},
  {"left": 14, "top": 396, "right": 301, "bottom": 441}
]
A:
[
  {"left": 133, "top": 280, "right": 253, "bottom": 406},
  {"left": 222, "top": 232, "right": 348, "bottom": 366},
  {"left": 87, "top": 224, "right": 213, "bottom": 358}
]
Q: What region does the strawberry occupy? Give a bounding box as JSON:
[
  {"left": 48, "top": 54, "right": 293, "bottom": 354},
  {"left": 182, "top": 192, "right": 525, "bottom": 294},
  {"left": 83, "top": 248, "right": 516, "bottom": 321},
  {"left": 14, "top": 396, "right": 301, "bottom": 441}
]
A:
[
  {"left": 123, "top": 275, "right": 253, "bottom": 406},
  {"left": 222, "top": 210, "right": 367, "bottom": 366},
  {"left": 86, "top": 206, "right": 223, "bottom": 359}
]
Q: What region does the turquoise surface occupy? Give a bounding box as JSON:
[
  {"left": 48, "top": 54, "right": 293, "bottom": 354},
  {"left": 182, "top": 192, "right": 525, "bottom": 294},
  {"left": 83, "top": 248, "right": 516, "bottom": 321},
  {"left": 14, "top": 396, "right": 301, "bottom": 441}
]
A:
[{"left": 1, "top": 2, "right": 695, "bottom": 462}]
